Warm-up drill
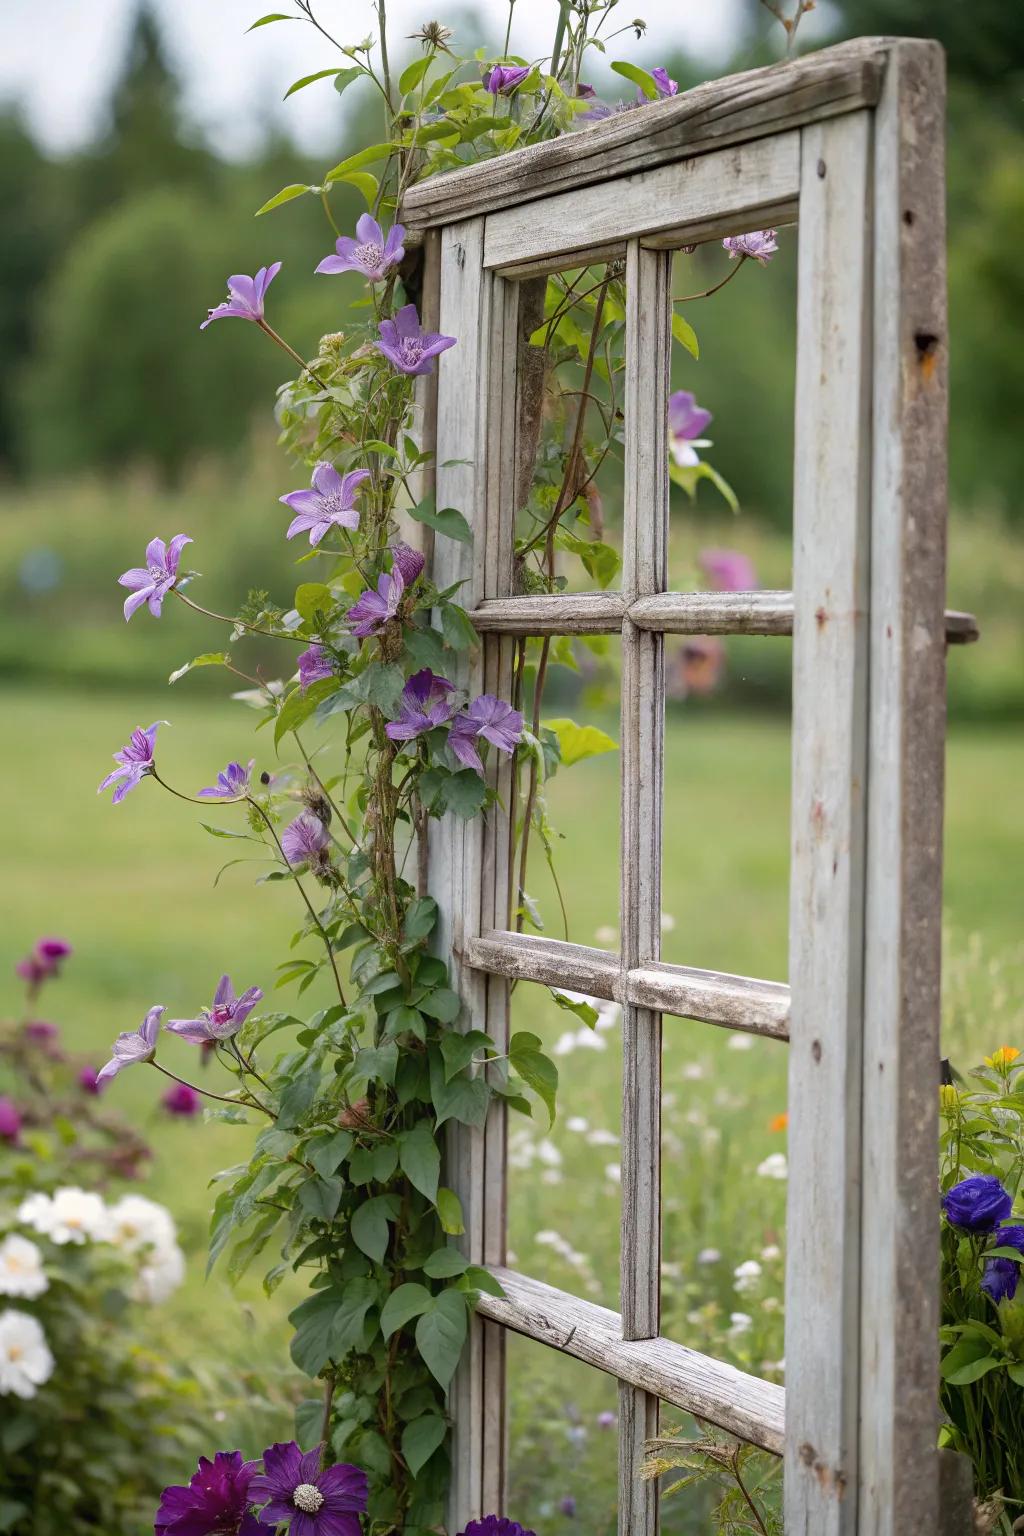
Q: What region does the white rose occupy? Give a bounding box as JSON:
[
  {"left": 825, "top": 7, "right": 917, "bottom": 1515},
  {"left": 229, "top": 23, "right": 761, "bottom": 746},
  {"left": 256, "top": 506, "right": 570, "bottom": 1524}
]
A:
[
  {"left": 0, "top": 1310, "right": 54, "bottom": 1399},
  {"left": 106, "top": 1195, "right": 177, "bottom": 1254},
  {"left": 135, "top": 1242, "right": 186, "bottom": 1304},
  {"left": 18, "top": 1187, "right": 111, "bottom": 1244},
  {"left": 0, "top": 1235, "right": 48, "bottom": 1299}
]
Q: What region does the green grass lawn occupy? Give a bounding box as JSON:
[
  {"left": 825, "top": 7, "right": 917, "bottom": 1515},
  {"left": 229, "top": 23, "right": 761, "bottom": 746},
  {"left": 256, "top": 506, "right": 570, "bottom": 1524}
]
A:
[{"left": 1, "top": 683, "right": 1021, "bottom": 1529}]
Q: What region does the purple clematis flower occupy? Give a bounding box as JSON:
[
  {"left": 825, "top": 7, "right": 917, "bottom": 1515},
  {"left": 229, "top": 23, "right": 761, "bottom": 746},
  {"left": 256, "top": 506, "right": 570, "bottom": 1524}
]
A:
[
  {"left": 78, "top": 1066, "right": 104, "bottom": 1096},
  {"left": 316, "top": 214, "right": 405, "bottom": 283},
  {"left": 98, "top": 721, "right": 163, "bottom": 804},
  {"left": 16, "top": 937, "right": 72, "bottom": 990},
  {"left": 118, "top": 535, "right": 192, "bottom": 621},
  {"left": 162, "top": 1081, "right": 201, "bottom": 1117},
  {"left": 167, "top": 974, "right": 264, "bottom": 1046},
  {"left": 458, "top": 1520, "right": 537, "bottom": 1536},
  {"left": 198, "top": 760, "right": 254, "bottom": 800},
  {"left": 0, "top": 1098, "right": 22, "bottom": 1145},
  {"left": 281, "top": 813, "right": 331, "bottom": 867},
  {"left": 250, "top": 1441, "right": 368, "bottom": 1536},
  {"left": 579, "top": 98, "right": 635, "bottom": 123},
  {"left": 98, "top": 1005, "right": 163, "bottom": 1083},
  {"left": 200, "top": 264, "right": 281, "bottom": 330},
  {"left": 24, "top": 1019, "right": 60, "bottom": 1050},
  {"left": 375, "top": 304, "right": 457, "bottom": 377},
  {"left": 723, "top": 229, "right": 778, "bottom": 265},
  {"left": 390, "top": 541, "right": 426, "bottom": 587},
  {"left": 667, "top": 390, "right": 713, "bottom": 468},
  {"left": 982, "top": 1225, "right": 1024, "bottom": 1304},
  {"left": 651, "top": 67, "right": 679, "bottom": 97},
  {"left": 484, "top": 64, "right": 531, "bottom": 95},
  {"left": 156, "top": 1449, "right": 263, "bottom": 1536},
  {"left": 943, "top": 1174, "right": 1013, "bottom": 1234},
  {"left": 281, "top": 463, "right": 370, "bottom": 547},
  {"left": 297, "top": 645, "right": 337, "bottom": 691},
  {"left": 347, "top": 570, "right": 404, "bottom": 639},
  {"left": 449, "top": 695, "right": 524, "bottom": 774},
  {"left": 385, "top": 669, "right": 456, "bottom": 744},
  {"left": 698, "top": 549, "right": 758, "bottom": 593}
]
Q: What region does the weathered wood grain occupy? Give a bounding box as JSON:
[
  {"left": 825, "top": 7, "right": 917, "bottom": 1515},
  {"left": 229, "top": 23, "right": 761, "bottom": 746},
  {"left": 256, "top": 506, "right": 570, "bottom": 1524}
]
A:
[
  {"left": 401, "top": 39, "right": 889, "bottom": 228},
  {"left": 475, "top": 1267, "right": 786, "bottom": 1456}
]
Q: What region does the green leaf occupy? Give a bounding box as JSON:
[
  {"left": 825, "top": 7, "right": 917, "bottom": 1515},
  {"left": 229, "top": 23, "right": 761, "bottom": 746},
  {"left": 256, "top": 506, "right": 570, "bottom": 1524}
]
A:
[
  {"left": 297, "top": 1173, "right": 344, "bottom": 1223},
  {"left": 611, "top": 60, "right": 659, "bottom": 99},
  {"left": 985, "top": 1246, "right": 1024, "bottom": 1262},
  {"left": 399, "top": 55, "right": 432, "bottom": 95},
  {"left": 429, "top": 1053, "right": 489, "bottom": 1130},
  {"left": 440, "top": 1028, "right": 492, "bottom": 1082},
  {"left": 285, "top": 68, "right": 350, "bottom": 100},
  {"left": 420, "top": 987, "right": 461, "bottom": 1024},
  {"left": 441, "top": 769, "right": 488, "bottom": 820},
  {"left": 409, "top": 494, "right": 473, "bottom": 544},
  {"left": 326, "top": 143, "right": 395, "bottom": 180},
  {"left": 669, "top": 459, "right": 739, "bottom": 513},
  {"left": 401, "top": 1413, "right": 448, "bottom": 1477},
  {"left": 423, "top": 1246, "right": 470, "bottom": 1279},
  {"left": 350, "top": 1194, "right": 400, "bottom": 1264},
  {"left": 295, "top": 581, "right": 333, "bottom": 622},
  {"left": 543, "top": 716, "right": 618, "bottom": 768},
  {"left": 380, "top": 1281, "right": 433, "bottom": 1340},
  {"left": 200, "top": 822, "right": 251, "bottom": 840},
  {"left": 275, "top": 676, "right": 338, "bottom": 747},
  {"left": 0, "top": 1500, "right": 29, "bottom": 1533},
  {"left": 306, "top": 1129, "right": 353, "bottom": 1179},
  {"left": 398, "top": 1119, "right": 441, "bottom": 1202},
  {"left": 289, "top": 1288, "right": 343, "bottom": 1375},
  {"left": 946, "top": 1355, "right": 1002, "bottom": 1385},
  {"left": 329, "top": 1275, "right": 379, "bottom": 1356},
  {"left": 509, "top": 1032, "right": 558, "bottom": 1127},
  {"left": 247, "top": 12, "right": 298, "bottom": 29},
  {"left": 354, "top": 1041, "right": 399, "bottom": 1087},
  {"left": 672, "top": 310, "right": 700, "bottom": 359},
  {"left": 415, "top": 1289, "right": 468, "bottom": 1387},
  {"left": 436, "top": 1186, "right": 465, "bottom": 1235},
  {"left": 464, "top": 1264, "right": 506, "bottom": 1298},
  {"left": 169, "top": 651, "right": 230, "bottom": 684},
  {"left": 1008, "top": 1363, "right": 1024, "bottom": 1387},
  {"left": 940, "top": 1334, "right": 992, "bottom": 1379},
  {"left": 404, "top": 896, "right": 438, "bottom": 943},
  {"left": 333, "top": 171, "right": 377, "bottom": 207},
  {"left": 256, "top": 183, "right": 314, "bottom": 216},
  {"left": 440, "top": 602, "right": 478, "bottom": 651},
  {"left": 550, "top": 988, "right": 599, "bottom": 1028},
  {"left": 557, "top": 533, "right": 621, "bottom": 588},
  {"left": 333, "top": 66, "right": 364, "bottom": 97},
  {"left": 276, "top": 1068, "right": 320, "bottom": 1130}
]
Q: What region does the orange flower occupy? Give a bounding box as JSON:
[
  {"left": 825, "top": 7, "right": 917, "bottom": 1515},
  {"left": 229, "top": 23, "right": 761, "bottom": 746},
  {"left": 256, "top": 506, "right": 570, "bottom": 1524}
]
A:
[
  {"left": 769, "top": 1112, "right": 789, "bottom": 1133},
  {"left": 984, "top": 1046, "right": 1021, "bottom": 1069}
]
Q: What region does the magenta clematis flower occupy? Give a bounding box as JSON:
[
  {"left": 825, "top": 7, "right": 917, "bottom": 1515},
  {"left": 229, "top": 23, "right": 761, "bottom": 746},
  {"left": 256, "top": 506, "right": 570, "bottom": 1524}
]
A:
[
  {"left": 316, "top": 214, "right": 405, "bottom": 283},
  {"left": 250, "top": 1441, "right": 368, "bottom": 1535},
  {"left": 698, "top": 549, "right": 758, "bottom": 592},
  {"left": 449, "top": 695, "right": 524, "bottom": 774},
  {"left": 297, "top": 645, "right": 337, "bottom": 691},
  {"left": 375, "top": 304, "right": 457, "bottom": 377},
  {"left": 484, "top": 64, "right": 531, "bottom": 95},
  {"left": 281, "top": 463, "right": 370, "bottom": 547},
  {"left": 667, "top": 390, "right": 713, "bottom": 468},
  {"left": 98, "top": 1005, "right": 163, "bottom": 1083},
  {"left": 24, "top": 1020, "right": 60, "bottom": 1051},
  {"left": 0, "top": 1098, "right": 22, "bottom": 1145},
  {"left": 118, "top": 535, "right": 192, "bottom": 621},
  {"left": 200, "top": 264, "right": 281, "bottom": 330},
  {"left": 722, "top": 229, "right": 778, "bottom": 265},
  {"left": 672, "top": 636, "right": 726, "bottom": 699},
  {"left": 386, "top": 669, "right": 456, "bottom": 744},
  {"left": 281, "top": 813, "right": 331, "bottom": 867},
  {"left": 390, "top": 542, "right": 425, "bottom": 587},
  {"left": 347, "top": 570, "right": 404, "bottom": 639},
  {"left": 458, "top": 1520, "right": 537, "bottom": 1536},
  {"left": 78, "top": 1066, "right": 104, "bottom": 1096},
  {"left": 198, "top": 760, "right": 254, "bottom": 800},
  {"left": 156, "top": 1449, "right": 263, "bottom": 1536},
  {"left": 167, "top": 974, "right": 264, "bottom": 1045},
  {"left": 98, "top": 721, "right": 162, "bottom": 804},
  {"left": 16, "top": 937, "right": 72, "bottom": 990},
  {"left": 162, "top": 1081, "right": 201, "bottom": 1117}
]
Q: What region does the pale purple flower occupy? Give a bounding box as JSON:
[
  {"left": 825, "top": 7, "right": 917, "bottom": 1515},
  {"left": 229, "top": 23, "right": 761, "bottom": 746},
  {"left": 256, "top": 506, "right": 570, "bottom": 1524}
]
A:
[
  {"left": 698, "top": 549, "right": 758, "bottom": 592},
  {"left": 98, "top": 722, "right": 162, "bottom": 804},
  {"left": 385, "top": 669, "right": 456, "bottom": 744},
  {"left": 281, "top": 813, "right": 331, "bottom": 867},
  {"left": 200, "top": 263, "right": 281, "bottom": 329},
  {"left": 347, "top": 570, "right": 404, "bottom": 639},
  {"left": 449, "top": 695, "right": 524, "bottom": 773},
  {"left": 280, "top": 463, "right": 370, "bottom": 547},
  {"left": 667, "top": 390, "right": 713, "bottom": 468},
  {"left": 16, "top": 937, "right": 72, "bottom": 990},
  {"left": 316, "top": 215, "right": 405, "bottom": 283},
  {"left": 651, "top": 67, "right": 679, "bottom": 97},
  {"left": 98, "top": 1005, "right": 163, "bottom": 1083},
  {"left": 0, "top": 1098, "right": 22, "bottom": 1145},
  {"left": 579, "top": 99, "right": 635, "bottom": 123},
  {"left": 375, "top": 304, "right": 457, "bottom": 377},
  {"left": 118, "top": 535, "right": 192, "bottom": 621},
  {"left": 390, "top": 541, "right": 425, "bottom": 587},
  {"left": 250, "top": 1441, "right": 368, "bottom": 1535},
  {"left": 298, "top": 645, "right": 337, "bottom": 691},
  {"left": 484, "top": 64, "right": 531, "bottom": 95},
  {"left": 722, "top": 230, "right": 778, "bottom": 265},
  {"left": 162, "top": 1082, "right": 201, "bottom": 1118},
  {"left": 596, "top": 1410, "right": 617, "bottom": 1430},
  {"left": 167, "top": 974, "right": 264, "bottom": 1045},
  {"left": 198, "top": 760, "right": 254, "bottom": 800}
]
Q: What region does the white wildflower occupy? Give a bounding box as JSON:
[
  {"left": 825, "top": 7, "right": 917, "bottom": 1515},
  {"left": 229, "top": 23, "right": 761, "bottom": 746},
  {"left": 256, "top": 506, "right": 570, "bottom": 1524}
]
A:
[
  {"left": 537, "top": 1139, "right": 562, "bottom": 1168},
  {"left": 683, "top": 1062, "right": 704, "bottom": 1081},
  {"left": 18, "top": 1187, "right": 111, "bottom": 1245},
  {"left": 761, "top": 1296, "right": 781, "bottom": 1312},
  {"left": 595, "top": 1000, "right": 621, "bottom": 1032},
  {"left": 604, "top": 1163, "right": 621, "bottom": 1184},
  {"left": 733, "top": 1260, "right": 762, "bottom": 1294},
  {"left": 135, "top": 1242, "right": 186, "bottom": 1304},
  {"left": 586, "top": 1128, "right": 619, "bottom": 1147},
  {"left": 761, "top": 1244, "right": 781, "bottom": 1262},
  {"left": 0, "top": 1235, "right": 48, "bottom": 1299},
  {"left": 728, "top": 1311, "right": 753, "bottom": 1336},
  {"left": 566, "top": 1117, "right": 589, "bottom": 1134},
  {"left": 593, "top": 925, "right": 618, "bottom": 945},
  {"left": 727, "top": 1034, "right": 754, "bottom": 1052},
  {"left": 0, "top": 1310, "right": 54, "bottom": 1398},
  {"left": 660, "top": 912, "right": 676, "bottom": 932},
  {"left": 697, "top": 1248, "right": 721, "bottom": 1265},
  {"left": 552, "top": 1031, "right": 580, "bottom": 1057},
  {"left": 756, "top": 1153, "right": 788, "bottom": 1181}
]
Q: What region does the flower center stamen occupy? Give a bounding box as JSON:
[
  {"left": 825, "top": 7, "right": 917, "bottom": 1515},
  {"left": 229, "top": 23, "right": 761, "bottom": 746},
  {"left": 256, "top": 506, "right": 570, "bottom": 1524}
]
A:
[
  {"left": 292, "top": 1483, "right": 324, "bottom": 1513},
  {"left": 357, "top": 243, "right": 383, "bottom": 267}
]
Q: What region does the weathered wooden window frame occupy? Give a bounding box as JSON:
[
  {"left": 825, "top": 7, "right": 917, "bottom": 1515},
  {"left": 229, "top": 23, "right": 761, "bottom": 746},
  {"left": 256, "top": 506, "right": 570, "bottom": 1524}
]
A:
[{"left": 402, "top": 36, "right": 970, "bottom": 1535}]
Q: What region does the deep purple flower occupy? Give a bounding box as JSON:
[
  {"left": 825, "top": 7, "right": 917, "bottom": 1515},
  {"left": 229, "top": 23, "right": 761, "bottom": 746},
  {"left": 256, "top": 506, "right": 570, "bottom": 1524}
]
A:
[
  {"left": 982, "top": 1226, "right": 1024, "bottom": 1304},
  {"left": 78, "top": 1066, "right": 104, "bottom": 1096},
  {"left": 698, "top": 549, "right": 758, "bottom": 592},
  {"left": 578, "top": 99, "right": 635, "bottom": 123},
  {"left": 390, "top": 542, "right": 426, "bottom": 588},
  {"left": 250, "top": 1441, "right": 368, "bottom": 1535},
  {"left": 156, "top": 1449, "right": 262, "bottom": 1536},
  {"left": 347, "top": 571, "right": 404, "bottom": 639},
  {"left": 280, "top": 463, "right": 371, "bottom": 547},
  {"left": 167, "top": 974, "right": 264, "bottom": 1045},
  {"left": 0, "top": 1098, "right": 22, "bottom": 1145},
  {"left": 316, "top": 215, "right": 405, "bottom": 283},
  {"left": 24, "top": 1019, "right": 60, "bottom": 1050},
  {"left": 651, "top": 67, "right": 679, "bottom": 97},
  {"left": 118, "top": 535, "right": 192, "bottom": 621},
  {"left": 375, "top": 304, "right": 457, "bottom": 377},
  {"left": 198, "top": 760, "right": 254, "bottom": 800},
  {"left": 942, "top": 1174, "right": 1013, "bottom": 1234},
  {"left": 200, "top": 264, "right": 281, "bottom": 330},
  {"left": 458, "top": 1520, "right": 537, "bottom": 1536},
  {"left": 298, "top": 645, "right": 337, "bottom": 691},
  {"left": 98, "top": 1005, "right": 163, "bottom": 1083},
  {"left": 484, "top": 64, "right": 531, "bottom": 95},
  {"left": 576, "top": 83, "right": 597, "bottom": 100},
  {"left": 385, "top": 669, "right": 456, "bottom": 744},
  {"left": 162, "top": 1082, "right": 201, "bottom": 1118},
  {"left": 449, "top": 695, "right": 524, "bottom": 773},
  {"left": 281, "top": 813, "right": 331, "bottom": 867},
  {"left": 98, "top": 721, "right": 162, "bottom": 804},
  {"left": 723, "top": 230, "right": 778, "bottom": 265},
  {"left": 668, "top": 389, "right": 713, "bottom": 468},
  {"left": 16, "top": 937, "right": 73, "bottom": 990},
  {"left": 558, "top": 1496, "right": 577, "bottom": 1517}
]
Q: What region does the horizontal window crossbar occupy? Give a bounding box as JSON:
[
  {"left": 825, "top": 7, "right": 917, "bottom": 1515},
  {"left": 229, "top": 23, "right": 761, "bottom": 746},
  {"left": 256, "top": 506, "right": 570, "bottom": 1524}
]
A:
[
  {"left": 466, "top": 930, "right": 790, "bottom": 1039},
  {"left": 477, "top": 1266, "right": 786, "bottom": 1455}
]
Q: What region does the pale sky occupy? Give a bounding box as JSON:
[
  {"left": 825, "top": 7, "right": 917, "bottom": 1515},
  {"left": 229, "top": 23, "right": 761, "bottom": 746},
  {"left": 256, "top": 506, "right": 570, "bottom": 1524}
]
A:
[{"left": 0, "top": 0, "right": 778, "bottom": 159}]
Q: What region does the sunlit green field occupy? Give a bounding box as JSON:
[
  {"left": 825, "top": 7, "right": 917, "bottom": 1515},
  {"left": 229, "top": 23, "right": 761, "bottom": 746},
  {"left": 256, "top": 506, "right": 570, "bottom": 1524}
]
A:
[{"left": 2, "top": 683, "right": 1021, "bottom": 1529}]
